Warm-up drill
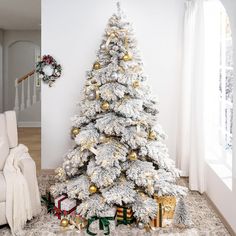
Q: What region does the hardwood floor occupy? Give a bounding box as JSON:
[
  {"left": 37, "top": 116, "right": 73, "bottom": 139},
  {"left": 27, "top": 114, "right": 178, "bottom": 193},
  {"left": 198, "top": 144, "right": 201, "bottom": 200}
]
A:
[{"left": 18, "top": 127, "right": 41, "bottom": 172}]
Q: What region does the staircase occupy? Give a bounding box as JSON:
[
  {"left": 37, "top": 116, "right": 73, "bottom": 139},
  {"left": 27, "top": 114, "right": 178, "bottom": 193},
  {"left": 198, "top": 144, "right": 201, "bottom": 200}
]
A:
[{"left": 14, "top": 69, "right": 41, "bottom": 127}]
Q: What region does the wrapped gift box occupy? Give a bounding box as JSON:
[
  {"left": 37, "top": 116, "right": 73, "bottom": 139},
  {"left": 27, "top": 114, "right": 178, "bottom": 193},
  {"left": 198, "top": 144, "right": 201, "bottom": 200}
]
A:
[
  {"left": 87, "top": 207, "right": 116, "bottom": 235},
  {"left": 116, "top": 206, "right": 134, "bottom": 225},
  {"left": 150, "top": 195, "right": 176, "bottom": 228},
  {"left": 69, "top": 214, "right": 88, "bottom": 230},
  {"left": 54, "top": 195, "right": 77, "bottom": 219}
]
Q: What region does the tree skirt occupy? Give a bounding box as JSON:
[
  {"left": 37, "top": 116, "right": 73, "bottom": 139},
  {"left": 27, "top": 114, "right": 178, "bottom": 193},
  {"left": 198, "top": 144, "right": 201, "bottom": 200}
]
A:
[{"left": 0, "top": 175, "right": 230, "bottom": 236}]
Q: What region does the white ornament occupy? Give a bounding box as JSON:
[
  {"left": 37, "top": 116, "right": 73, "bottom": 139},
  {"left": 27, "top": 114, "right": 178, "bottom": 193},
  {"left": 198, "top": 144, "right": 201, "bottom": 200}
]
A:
[
  {"left": 65, "top": 164, "right": 71, "bottom": 172},
  {"left": 42, "top": 64, "right": 54, "bottom": 76},
  {"left": 111, "top": 72, "right": 118, "bottom": 80},
  {"left": 137, "top": 222, "right": 145, "bottom": 229},
  {"left": 87, "top": 90, "right": 96, "bottom": 100},
  {"left": 100, "top": 44, "right": 106, "bottom": 50}
]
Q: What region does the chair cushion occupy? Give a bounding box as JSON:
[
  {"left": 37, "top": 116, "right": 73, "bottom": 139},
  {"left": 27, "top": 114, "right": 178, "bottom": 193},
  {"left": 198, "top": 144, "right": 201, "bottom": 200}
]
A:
[
  {"left": 0, "top": 172, "right": 6, "bottom": 202},
  {"left": 0, "top": 114, "right": 9, "bottom": 171},
  {"left": 4, "top": 111, "right": 18, "bottom": 148}
]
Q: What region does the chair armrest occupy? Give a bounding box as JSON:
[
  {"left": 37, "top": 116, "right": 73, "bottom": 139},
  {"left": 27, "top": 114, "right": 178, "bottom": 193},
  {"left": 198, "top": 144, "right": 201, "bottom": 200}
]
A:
[{"left": 18, "top": 155, "right": 36, "bottom": 176}]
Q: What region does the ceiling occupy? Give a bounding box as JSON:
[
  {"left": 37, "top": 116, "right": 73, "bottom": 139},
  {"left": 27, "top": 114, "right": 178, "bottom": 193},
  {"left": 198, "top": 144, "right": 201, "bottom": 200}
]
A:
[{"left": 0, "top": 0, "right": 40, "bottom": 30}]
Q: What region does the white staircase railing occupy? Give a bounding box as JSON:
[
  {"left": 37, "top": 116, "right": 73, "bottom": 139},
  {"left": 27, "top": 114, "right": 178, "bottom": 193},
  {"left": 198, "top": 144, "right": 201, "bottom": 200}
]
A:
[{"left": 14, "top": 70, "right": 41, "bottom": 116}]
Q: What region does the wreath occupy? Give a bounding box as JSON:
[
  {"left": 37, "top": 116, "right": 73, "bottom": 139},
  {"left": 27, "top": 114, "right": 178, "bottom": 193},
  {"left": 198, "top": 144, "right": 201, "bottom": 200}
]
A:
[{"left": 36, "top": 55, "right": 62, "bottom": 86}]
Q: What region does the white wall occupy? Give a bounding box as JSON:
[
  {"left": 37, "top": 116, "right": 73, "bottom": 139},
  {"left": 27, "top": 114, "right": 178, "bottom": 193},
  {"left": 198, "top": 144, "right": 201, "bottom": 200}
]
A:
[
  {"left": 41, "top": 0, "right": 185, "bottom": 169},
  {"left": 0, "top": 29, "right": 3, "bottom": 112},
  {"left": 2, "top": 30, "right": 41, "bottom": 124}
]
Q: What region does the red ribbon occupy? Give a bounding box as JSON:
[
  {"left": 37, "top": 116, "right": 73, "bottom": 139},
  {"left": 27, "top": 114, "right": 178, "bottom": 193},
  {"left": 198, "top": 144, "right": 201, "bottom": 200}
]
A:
[
  {"left": 54, "top": 206, "right": 62, "bottom": 219},
  {"left": 54, "top": 195, "right": 77, "bottom": 219},
  {"left": 54, "top": 195, "right": 67, "bottom": 219}
]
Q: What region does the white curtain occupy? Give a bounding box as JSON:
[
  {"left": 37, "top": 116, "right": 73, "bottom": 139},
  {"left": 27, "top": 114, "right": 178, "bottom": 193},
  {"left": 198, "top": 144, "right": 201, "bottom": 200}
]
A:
[{"left": 176, "top": 0, "right": 205, "bottom": 193}]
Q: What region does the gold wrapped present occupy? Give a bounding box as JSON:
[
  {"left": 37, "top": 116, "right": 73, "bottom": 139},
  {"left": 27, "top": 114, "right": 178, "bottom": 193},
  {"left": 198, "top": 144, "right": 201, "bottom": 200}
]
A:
[
  {"left": 150, "top": 195, "right": 176, "bottom": 228},
  {"left": 69, "top": 214, "right": 88, "bottom": 230}
]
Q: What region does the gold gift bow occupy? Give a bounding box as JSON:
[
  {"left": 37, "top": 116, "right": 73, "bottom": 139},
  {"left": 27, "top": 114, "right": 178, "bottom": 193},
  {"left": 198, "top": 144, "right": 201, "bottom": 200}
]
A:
[
  {"left": 162, "top": 205, "right": 174, "bottom": 213},
  {"left": 69, "top": 219, "right": 87, "bottom": 230},
  {"left": 161, "top": 204, "right": 175, "bottom": 221}
]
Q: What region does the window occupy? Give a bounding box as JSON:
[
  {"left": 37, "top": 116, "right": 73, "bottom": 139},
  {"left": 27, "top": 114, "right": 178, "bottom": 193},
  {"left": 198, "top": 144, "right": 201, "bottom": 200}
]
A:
[
  {"left": 219, "top": 12, "right": 233, "bottom": 153},
  {"left": 204, "top": 0, "right": 233, "bottom": 170}
]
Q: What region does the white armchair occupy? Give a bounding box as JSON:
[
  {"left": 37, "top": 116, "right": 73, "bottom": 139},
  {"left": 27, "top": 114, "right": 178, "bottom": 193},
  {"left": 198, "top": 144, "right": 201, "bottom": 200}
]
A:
[{"left": 0, "top": 111, "right": 41, "bottom": 227}]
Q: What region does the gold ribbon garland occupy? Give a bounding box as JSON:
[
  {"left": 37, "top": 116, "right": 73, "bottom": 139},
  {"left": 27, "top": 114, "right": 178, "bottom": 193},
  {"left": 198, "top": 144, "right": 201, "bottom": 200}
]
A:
[{"left": 105, "top": 29, "right": 129, "bottom": 51}]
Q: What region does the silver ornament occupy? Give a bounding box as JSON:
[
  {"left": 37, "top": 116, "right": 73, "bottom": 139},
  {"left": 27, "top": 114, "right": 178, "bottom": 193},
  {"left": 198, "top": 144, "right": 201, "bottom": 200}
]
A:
[
  {"left": 71, "top": 162, "right": 78, "bottom": 168},
  {"left": 64, "top": 164, "right": 71, "bottom": 172},
  {"left": 137, "top": 222, "right": 145, "bottom": 229},
  {"left": 87, "top": 90, "right": 96, "bottom": 100},
  {"left": 111, "top": 72, "right": 118, "bottom": 80},
  {"left": 100, "top": 44, "right": 106, "bottom": 50}
]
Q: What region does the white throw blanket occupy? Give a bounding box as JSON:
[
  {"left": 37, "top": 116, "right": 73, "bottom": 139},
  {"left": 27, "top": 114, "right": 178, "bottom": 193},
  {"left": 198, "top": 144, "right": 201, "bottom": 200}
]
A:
[{"left": 3, "top": 144, "right": 37, "bottom": 234}]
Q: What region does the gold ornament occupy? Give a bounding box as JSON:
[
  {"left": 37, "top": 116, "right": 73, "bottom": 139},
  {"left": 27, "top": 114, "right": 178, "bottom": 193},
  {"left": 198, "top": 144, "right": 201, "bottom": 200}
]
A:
[
  {"left": 71, "top": 127, "right": 80, "bottom": 137},
  {"left": 122, "top": 53, "right": 132, "bottom": 61},
  {"left": 101, "top": 101, "right": 110, "bottom": 110},
  {"left": 89, "top": 184, "right": 98, "bottom": 193},
  {"left": 93, "top": 62, "right": 101, "bottom": 70},
  {"left": 132, "top": 80, "right": 140, "bottom": 88},
  {"left": 148, "top": 130, "right": 157, "bottom": 140},
  {"left": 128, "top": 151, "right": 137, "bottom": 161},
  {"left": 60, "top": 218, "right": 69, "bottom": 227}
]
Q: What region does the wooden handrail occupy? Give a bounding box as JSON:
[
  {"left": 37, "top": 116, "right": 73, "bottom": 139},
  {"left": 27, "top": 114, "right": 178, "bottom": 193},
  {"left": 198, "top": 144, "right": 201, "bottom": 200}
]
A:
[{"left": 17, "top": 69, "right": 35, "bottom": 84}]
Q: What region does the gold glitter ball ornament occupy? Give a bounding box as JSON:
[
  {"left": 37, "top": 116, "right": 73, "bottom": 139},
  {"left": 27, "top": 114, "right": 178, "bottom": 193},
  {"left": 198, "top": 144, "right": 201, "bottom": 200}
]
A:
[
  {"left": 89, "top": 185, "right": 98, "bottom": 193},
  {"left": 132, "top": 80, "right": 140, "bottom": 88},
  {"left": 148, "top": 130, "right": 157, "bottom": 140},
  {"left": 60, "top": 218, "right": 69, "bottom": 227},
  {"left": 122, "top": 53, "right": 132, "bottom": 61},
  {"left": 128, "top": 151, "right": 137, "bottom": 161},
  {"left": 71, "top": 127, "right": 80, "bottom": 137},
  {"left": 93, "top": 62, "right": 101, "bottom": 70},
  {"left": 101, "top": 101, "right": 110, "bottom": 110}
]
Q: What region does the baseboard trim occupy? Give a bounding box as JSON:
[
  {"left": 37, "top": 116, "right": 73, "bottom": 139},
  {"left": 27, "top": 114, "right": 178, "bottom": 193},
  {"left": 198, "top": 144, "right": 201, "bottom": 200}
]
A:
[
  {"left": 18, "top": 121, "right": 41, "bottom": 127},
  {"left": 40, "top": 169, "right": 55, "bottom": 175},
  {"left": 204, "top": 193, "right": 236, "bottom": 236}
]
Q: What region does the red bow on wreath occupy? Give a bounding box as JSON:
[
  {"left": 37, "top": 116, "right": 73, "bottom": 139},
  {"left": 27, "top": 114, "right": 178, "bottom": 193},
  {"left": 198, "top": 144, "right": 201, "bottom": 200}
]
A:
[{"left": 43, "top": 55, "right": 53, "bottom": 64}]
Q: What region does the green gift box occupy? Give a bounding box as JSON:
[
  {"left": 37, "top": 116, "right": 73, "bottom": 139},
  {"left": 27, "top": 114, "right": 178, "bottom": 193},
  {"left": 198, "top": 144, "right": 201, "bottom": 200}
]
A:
[{"left": 86, "top": 208, "right": 116, "bottom": 235}]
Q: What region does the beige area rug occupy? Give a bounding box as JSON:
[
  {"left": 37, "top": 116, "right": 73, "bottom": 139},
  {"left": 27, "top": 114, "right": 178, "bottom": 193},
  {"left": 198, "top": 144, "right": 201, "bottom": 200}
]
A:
[{"left": 0, "top": 175, "right": 231, "bottom": 236}]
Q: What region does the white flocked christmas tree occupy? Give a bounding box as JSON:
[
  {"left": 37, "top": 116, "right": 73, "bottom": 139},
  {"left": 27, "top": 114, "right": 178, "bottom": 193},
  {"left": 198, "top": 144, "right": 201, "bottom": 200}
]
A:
[{"left": 50, "top": 3, "right": 188, "bottom": 225}]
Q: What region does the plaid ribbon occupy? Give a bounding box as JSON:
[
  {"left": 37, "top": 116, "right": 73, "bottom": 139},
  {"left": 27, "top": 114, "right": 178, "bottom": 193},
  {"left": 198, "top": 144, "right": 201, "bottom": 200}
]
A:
[{"left": 116, "top": 207, "right": 134, "bottom": 225}]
